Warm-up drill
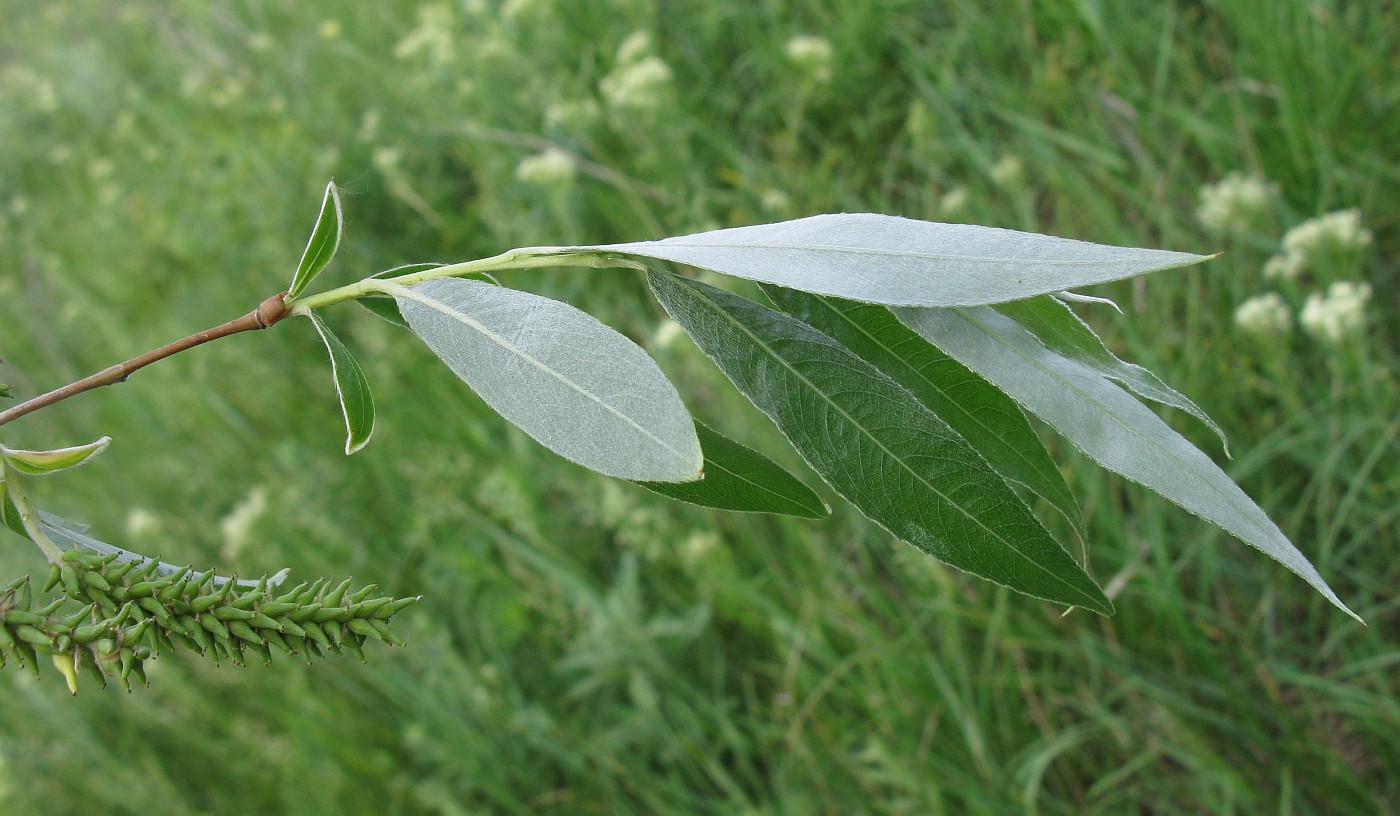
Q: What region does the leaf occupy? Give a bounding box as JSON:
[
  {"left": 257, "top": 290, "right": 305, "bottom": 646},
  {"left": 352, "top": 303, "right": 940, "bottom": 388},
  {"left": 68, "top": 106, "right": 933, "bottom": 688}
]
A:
[
  {"left": 893, "top": 305, "right": 1361, "bottom": 622},
  {"left": 306, "top": 312, "right": 375, "bottom": 455},
  {"left": 996, "top": 295, "right": 1229, "bottom": 454},
  {"left": 0, "top": 436, "right": 111, "bottom": 475},
  {"left": 588, "top": 214, "right": 1209, "bottom": 306},
  {"left": 287, "top": 181, "right": 343, "bottom": 299},
  {"left": 358, "top": 265, "right": 499, "bottom": 329},
  {"left": 648, "top": 271, "right": 1113, "bottom": 614},
  {"left": 36, "top": 510, "right": 273, "bottom": 588},
  {"left": 762, "top": 285, "right": 1085, "bottom": 538},
  {"left": 639, "top": 421, "right": 829, "bottom": 518},
  {"left": 395, "top": 278, "right": 702, "bottom": 482}
]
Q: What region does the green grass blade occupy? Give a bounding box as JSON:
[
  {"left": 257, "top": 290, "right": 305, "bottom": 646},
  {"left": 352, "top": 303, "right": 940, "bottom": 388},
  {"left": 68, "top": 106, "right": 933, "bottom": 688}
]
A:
[
  {"left": 648, "top": 271, "right": 1112, "bottom": 615},
  {"left": 287, "top": 181, "right": 343, "bottom": 299},
  {"left": 895, "top": 305, "right": 1361, "bottom": 623},
  {"left": 305, "top": 312, "right": 375, "bottom": 455},
  {"left": 638, "top": 421, "right": 830, "bottom": 518},
  {"left": 763, "top": 285, "right": 1085, "bottom": 539}
]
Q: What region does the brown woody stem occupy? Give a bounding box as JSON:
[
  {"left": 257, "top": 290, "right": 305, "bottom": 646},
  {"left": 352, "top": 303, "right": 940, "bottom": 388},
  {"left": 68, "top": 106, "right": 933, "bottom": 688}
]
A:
[{"left": 0, "top": 292, "right": 289, "bottom": 428}]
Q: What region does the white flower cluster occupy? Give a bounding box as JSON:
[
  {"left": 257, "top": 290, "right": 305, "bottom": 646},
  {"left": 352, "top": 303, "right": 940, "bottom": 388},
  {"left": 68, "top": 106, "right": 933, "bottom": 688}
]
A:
[
  {"left": 1299, "top": 281, "right": 1372, "bottom": 343},
  {"left": 785, "top": 35, "right": 834, "bottom": 83},
  {"left": 600, "top": 31, "right": 673, "bottom": 113},
  {"left": 1233, "top": 292, "right": 1292, "bottom": 337},
  {"left": 394, "top": 5, "right": 455, "bottom": 65},
  {"left": 1265, "top": 209, "right": 1373, "bottom": 281},
  {"left": 1196, "top": 173, "right": 1274, "bottom": 233},
  {"left": 514, "top": 147, "right": 576, "bottom": 186}
]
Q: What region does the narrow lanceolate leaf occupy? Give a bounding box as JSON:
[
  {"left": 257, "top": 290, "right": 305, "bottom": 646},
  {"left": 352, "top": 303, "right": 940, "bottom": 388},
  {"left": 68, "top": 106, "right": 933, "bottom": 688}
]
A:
[
  {"left": 306, "top": 313, "right": 375, "bottom": 455},
  {"left": 287, "top": 181, "right": 344, "bottom": 299},
  {"left": 588, "top": 214, "right": 1208, "bottom": 307},
  {"left": 763, "top": 285, "right": 1084, "bottom": 538},
  {"left": 396, "top": 278, "right": 702, "bottom": 482},
  {"left": 639, "top": 421, "right": 829, "bottom": 518},
  {"left": 0, "top": 436, "right": 111, "bottom": 476},
  {"left": 358, "top": 265, "right": 500, "bottom": 329},
  {"left": 894, "top": 305, "right": 1361, "bottom": 622},
  {"left": 996, "top": 295, "right": 1229, "bottom": 454},
  {"left": 648, "top": 271, "right": 1112, "bottom": 614}
]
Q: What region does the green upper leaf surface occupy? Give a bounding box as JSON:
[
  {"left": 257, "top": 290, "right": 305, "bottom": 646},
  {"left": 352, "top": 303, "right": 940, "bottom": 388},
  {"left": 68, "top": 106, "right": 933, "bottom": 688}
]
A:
[
  {"left": 590, "top": 215, "right": 1208, "bottom": 307},
  {"left": 894, "top": 305, "right": 1360, "bottom": 622},
  {"left": 306, "top": 313, "right": 375, "bottom": 455},
  {"left": 639, "top": 421, "right": 829, "bottom": 518},
  {"left": 0, "top": 436, "right": 111, "bottom": 476},
  {"left": 648, "top": 271, "right": 1112, "bottom": 614},
  {"left": 996, "top": 295, "right": 1229, "bottom": 454},
  {"left": 287, "top": 181, "right": 344, "bottom": 299},
  {"left": 396, "top": 278, "right": 702, "bottom": 482},
  {"left": 763, "top": 285, "right": 1084, "bottom": 538}
]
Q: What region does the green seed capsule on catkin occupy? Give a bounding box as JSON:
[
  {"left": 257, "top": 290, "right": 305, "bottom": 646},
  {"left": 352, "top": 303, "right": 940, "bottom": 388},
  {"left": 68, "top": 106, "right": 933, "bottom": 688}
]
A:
[
  {"left": 60, "top": 565, "right": 84, "bottom": 598},
  {"left": 2, "top": 608, "right": 46, "bottom": 626},
  {"left": 248, "top": 612, "right": 282, "bottom": 630},
  {"left": 0, "top": 624, "right": 14, "bottom": 649},
  {"left": 136, "top": 597, "right": 171, "bottom": 624},
  {"left": 321, "top": 578, "right": 353, "bottom": 608},
  {"left": 252, "top": 639, "right": 274, "bottom": 666},
  {"left": 273, "top": 582, "right": 309, "bottom": 604},
  {"left": 199, "top": 614, "right": 230, "bottom": 642},
  {"left": 157, "top": 579, "right": 188, "bottom": 603},
  {"left": 301, "top": 638, "right": 323, "bottom": 661},
  {"left": 232, "top": 591, "right": 261, "bottom": 612},
  {"left": 43, "top": 565, "right": 62, "bottom": 593},
  {"left": 311, "top": 606, "right": 349, "bottom": 624},
  {"left": 152, "top": 627, "right": 176, "bottom": 655},
  {"left": 342, "top": 633, "right": 367, "bottom": 663},
  {"left": 82, "top": 571, "right": 112, "bottom": 593},
  {"left": 189, "top": 594, "right": 220, "bottom": 614},
  {"left": 168, "top": 630, "right": 203, "bottom": 653},
  {"left": 72, "top": 622, "right": 111, "bottom": 643},
  {"left": 287, "top": 603, "right": 322, "bottom": 623},
  {"left": 59, "top": 604, "right": 96, "bottom": 629},
  {"left": 262, "top": 630, "right": 296, "bottom": 656},
  {"left": 374, "top": 596, "right": 421, "bottom": 620},
  {"left": 257, "top": 601, "right": 298, "bottom": 617},
  {"left": 213, "top": 606, "right": 255, "bottom": 622},
  {"left": 79, "top": 651, "right": 106, "bottom": 689},
  {"left": 300, "top": 620, "right": 331, "bottom": 648},
  {"left": 124, "top": 580, "right": 161, "bottom": 599},
  {"left": 345, "top": 618, "right": 379, "bottom": 640},
  {"left": 123, "top": 620, "right": 150, "bottom": 644},
  {"left": 15, "top": 640, "right": 40, "bottom": 676},
  {"left": 104, "top": 559, "right": 136, "bottom": 582},
  {"left": 277, "top": 618, "right": 307, "bottom": 638},
  {"left": 347, "top": 584, "right": 379, "bottom": 604},
  {"left": 51, "top": 653, "right": 80, "bottom": 695},
  {"left": 227, "top": 620, "right": 261, "bottom": 644},
  {"left": 13, "top": 624, "right": 53, "bottom": 646},
  {"left": 166, "top": 597, "right": 190, "bottom": 616},
  {"left": 349, "top": 597, "right": 393, "bottom": 618},
  {"left": 54, "top": 634, "right": 73, "bottom": 652}
]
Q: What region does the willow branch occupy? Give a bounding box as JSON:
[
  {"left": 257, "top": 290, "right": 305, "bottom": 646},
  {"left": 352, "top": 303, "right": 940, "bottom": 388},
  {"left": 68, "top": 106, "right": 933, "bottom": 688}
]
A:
[{"left": 0, "top": 292, "right": 289, "bottom": 428}]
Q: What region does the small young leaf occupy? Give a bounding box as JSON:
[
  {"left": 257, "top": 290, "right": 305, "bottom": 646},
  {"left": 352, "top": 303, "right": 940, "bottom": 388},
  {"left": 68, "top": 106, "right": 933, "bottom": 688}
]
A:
[
  {"left": 358, "top": 265, "right": 499, "bottom": 329},
  {"left": 648, "top": 271, "right": 1113, "bottom": 614},
  {"left": 395, "top": 278, "right": 702, "bottom": 482},
  {"left": 589, "top": 214, "right": 1209, "bottom": 307},
  {"left": 762, "top": 285, "right": 1085, "bottom": 538},
  {"left": 0, "top": 436, "right": 112, "bottom": 476},
  {"left": 287, "top": 181, "right": 344, "bottom": 299},
  {"left": 894, "top": 305, "right": 1360, "bottom": 622},
  {"left": 996, "top": 295, "right": 1229, "bottom": 454},
  {"left": 639, "top": 422, "right": 829, "bottom": 518},
  {"left": 305, "top": 313, "right": 375, "bottom": 455}
]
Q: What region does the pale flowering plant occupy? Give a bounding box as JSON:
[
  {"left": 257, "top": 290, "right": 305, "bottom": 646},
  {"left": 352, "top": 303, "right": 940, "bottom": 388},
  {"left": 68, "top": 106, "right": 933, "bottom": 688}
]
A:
[{"left": 0, "top": 183, "right": 1366, "bottom": 695}]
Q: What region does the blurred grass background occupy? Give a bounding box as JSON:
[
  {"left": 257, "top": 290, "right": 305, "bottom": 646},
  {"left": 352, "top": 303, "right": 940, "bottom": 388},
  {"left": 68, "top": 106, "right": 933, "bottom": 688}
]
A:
[{"left": 1, "top": 0, "right": 1397, "bottom": 813}]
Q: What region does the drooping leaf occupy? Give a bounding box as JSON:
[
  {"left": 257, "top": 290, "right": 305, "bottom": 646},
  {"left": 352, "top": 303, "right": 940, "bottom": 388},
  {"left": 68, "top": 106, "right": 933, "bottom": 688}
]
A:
[
  {"left": 305, "top": 312, "right": 375, "bottom": 455},
  {"left": 0, "top": 479, "right": 25, "bottom": 538},
  {"left": 762, "top": 285, "right": 1085, "bottom": 538},
  {"left": 648, "top": 271, "right": 1113, "bottom": 614},
  {"left": 893, "top": 305, "right": 1360, "bottom": 622},
  {"left": 585, "top": 214, "right": 1208, "bottom": 307},
  {"left": 287, "top": 181, "right": 344, "bottom": 299},
  {"left": 996, "top": 295, "right": 1229, "bottom": 454},
  {"left": 639, "top": 421, "right": 829, "bottom": 518},
  {"left": 358, "top": 265, "right": 499, "bottom": 329},
  {"left": 395, "top": 278, "right": 702, "bottom": 482},
  {"left": 36, "top": 510, "right": 274, "bottom": 588},
  {"left": 0, "top": 436, "right": 111, "bottom": 476}
]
